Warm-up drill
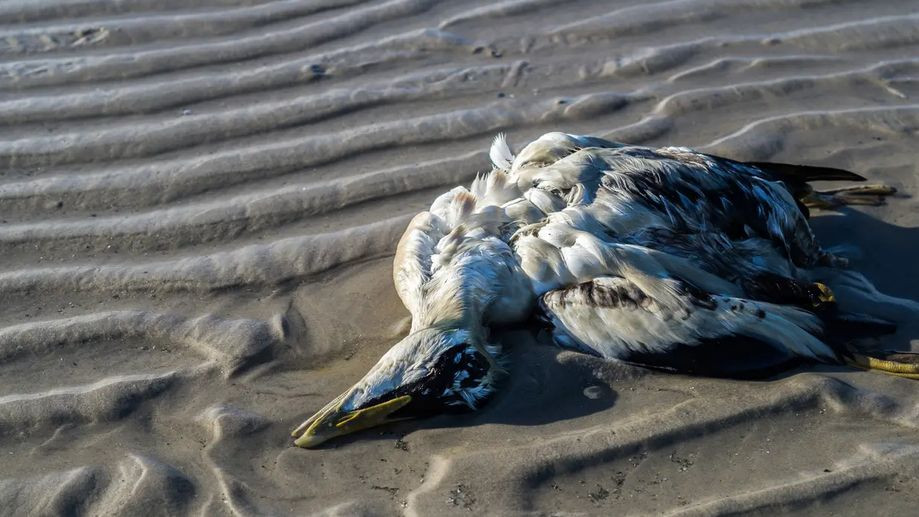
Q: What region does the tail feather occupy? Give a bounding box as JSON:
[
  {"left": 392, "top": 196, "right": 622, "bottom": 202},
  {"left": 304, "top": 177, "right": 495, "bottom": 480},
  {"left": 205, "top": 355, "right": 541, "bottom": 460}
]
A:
[
  {"left": 818, "top": 309, "right": 903, "bottom": 375},
  {"left": 746, "top": 161, "right": 867, "bottom": 183},
  {"left": 822, "top": 310, "right": 897, "bottom": 339}
]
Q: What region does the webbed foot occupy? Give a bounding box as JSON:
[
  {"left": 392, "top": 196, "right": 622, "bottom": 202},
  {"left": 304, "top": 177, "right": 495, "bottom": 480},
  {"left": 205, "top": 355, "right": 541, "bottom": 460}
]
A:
[{"left": 804, "top": 184, "right": 897, "bottom": 209}]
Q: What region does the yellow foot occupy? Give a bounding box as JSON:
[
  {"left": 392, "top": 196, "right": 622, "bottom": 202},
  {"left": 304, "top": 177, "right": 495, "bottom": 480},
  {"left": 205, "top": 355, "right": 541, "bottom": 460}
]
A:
[
  {"left": 804, "top": 184, "right": 897, "bottom": 209},
  {"left": 813, "top": 282, "right": 836, "bottom": 305},
  {"left": 845, "top": 351, "right": 919, "bottom": 380}
]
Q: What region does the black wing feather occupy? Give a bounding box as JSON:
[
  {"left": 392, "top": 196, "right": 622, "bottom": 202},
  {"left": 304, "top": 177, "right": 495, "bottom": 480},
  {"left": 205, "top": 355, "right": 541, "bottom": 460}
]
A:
[{"left": 744, "top": 161, "right": 867, "bottom": 183}]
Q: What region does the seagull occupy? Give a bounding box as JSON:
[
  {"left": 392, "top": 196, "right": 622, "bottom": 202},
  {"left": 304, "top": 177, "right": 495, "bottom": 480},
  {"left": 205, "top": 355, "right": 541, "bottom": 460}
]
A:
[{"left": 292, "top": 132, "right": 917, "bottom": 448}]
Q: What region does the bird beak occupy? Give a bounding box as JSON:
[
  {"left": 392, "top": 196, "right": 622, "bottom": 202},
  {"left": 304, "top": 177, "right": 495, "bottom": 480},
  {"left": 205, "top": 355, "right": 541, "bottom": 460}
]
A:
[{"left": 291, "top": 391, "right": 413, "bottom": 448}]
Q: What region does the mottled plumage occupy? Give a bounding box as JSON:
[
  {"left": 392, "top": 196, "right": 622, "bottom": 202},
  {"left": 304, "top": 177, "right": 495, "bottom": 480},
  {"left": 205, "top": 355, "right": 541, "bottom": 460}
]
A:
[{"left": 293, "top": 132, "right": 914, "bottom": 448}]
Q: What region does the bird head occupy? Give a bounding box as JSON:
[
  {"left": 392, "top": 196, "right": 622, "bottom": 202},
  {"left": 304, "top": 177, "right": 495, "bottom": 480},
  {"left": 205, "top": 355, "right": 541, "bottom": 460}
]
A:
[{"left": 292, "top": 327, "right": 502, "bottom": 448}]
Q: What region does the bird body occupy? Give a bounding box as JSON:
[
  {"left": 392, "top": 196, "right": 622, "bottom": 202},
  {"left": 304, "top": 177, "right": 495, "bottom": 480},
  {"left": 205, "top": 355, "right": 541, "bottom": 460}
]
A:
[
  {"left": 412, "top": 133, "right": 835, "bottom": 372},
  {"left": 293, "top": 132, "right": 914, "bottom": 448}
]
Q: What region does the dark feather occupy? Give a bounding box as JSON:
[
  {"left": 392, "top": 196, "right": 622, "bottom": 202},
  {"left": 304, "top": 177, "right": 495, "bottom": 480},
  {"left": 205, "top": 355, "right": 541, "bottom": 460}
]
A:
[
  {"left": 822, "top": 311, "right": 897, "bottom": 339},
  {"left": 745, "top": 161, "right": 867, "bottom": 183},
  {"left": 741, "top": 273, "right": 833, "bottom": 309},
  {"left": 621, "top": 335, "right": 807, "bottom": 379}
]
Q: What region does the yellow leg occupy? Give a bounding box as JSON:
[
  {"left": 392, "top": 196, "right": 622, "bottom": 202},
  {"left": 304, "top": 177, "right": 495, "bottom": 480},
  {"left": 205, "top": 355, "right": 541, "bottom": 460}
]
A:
[
  {"left": 845, "top": 352, "right": 919, "bottom": 380},
  {"left": 809, "top": 285, "right": 915, "bottom": 380},
  {"left": 803, "top": 184, "right": 897, "bottom": 209}
]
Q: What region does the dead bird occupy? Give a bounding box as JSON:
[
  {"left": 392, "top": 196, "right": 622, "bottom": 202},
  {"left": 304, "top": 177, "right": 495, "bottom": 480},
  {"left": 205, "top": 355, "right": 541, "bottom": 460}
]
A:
[{"left": 292, "top": 132, "right": 915, "bottom": 448}]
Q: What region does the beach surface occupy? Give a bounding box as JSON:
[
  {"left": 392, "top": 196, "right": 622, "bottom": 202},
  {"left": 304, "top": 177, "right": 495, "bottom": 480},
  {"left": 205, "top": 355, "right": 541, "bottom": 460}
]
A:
[{"left": 1, "top": 0, "right": 919, "bottom": 515}]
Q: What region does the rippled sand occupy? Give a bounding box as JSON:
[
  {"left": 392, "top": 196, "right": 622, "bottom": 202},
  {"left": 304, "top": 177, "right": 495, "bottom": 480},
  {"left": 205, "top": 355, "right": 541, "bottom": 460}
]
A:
[{"left": 2, "top": 0, "right": 919, "bottom": 515}]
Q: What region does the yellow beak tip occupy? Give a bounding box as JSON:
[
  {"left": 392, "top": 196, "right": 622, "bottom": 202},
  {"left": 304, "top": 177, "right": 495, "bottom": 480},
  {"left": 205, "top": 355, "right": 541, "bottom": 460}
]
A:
[
  {"left": 292, "top": 394, "right": 414, "bottom": 449},
  {"left": 293, "top": 438, "right": 314, "bottom": 448},
  {"left": 293, "top": 432, "right": 329, "bottom": 449}
]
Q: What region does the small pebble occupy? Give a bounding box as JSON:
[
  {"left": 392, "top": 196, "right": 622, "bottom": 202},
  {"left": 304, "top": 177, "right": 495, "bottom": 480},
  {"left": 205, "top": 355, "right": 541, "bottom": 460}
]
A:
[{"left": 583, "top": 385, "right": 604, "bottom": 399}]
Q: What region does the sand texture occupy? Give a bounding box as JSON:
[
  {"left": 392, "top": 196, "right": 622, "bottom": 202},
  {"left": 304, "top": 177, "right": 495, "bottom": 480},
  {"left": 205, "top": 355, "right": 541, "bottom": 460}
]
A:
[{"left": 2, "top": 0, "right": 919, "bottom": 515}]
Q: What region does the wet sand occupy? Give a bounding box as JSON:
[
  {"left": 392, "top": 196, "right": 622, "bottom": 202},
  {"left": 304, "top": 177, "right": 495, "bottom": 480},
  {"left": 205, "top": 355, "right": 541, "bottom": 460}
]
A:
[{"left": 1, "top": 0, "right": 918, "bottom": 515}]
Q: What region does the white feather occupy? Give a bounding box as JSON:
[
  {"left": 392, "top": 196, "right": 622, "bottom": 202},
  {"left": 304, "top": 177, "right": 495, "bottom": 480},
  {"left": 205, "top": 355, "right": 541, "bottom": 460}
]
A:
[
  {"left": 489, "top": 133, "right": 515, "bottom": 170},
  {"left": 541, "top": 276, "right": 835, "bottom": 362}
]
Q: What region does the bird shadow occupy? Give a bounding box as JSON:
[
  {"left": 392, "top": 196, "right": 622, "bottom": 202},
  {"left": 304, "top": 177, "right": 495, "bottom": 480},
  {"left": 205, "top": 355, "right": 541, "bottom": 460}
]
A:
[
  {"left": 810, "top": 207, "right": 919, "bottom": 301},
  {"left": 429, "top": 329, "right": 621, "bottom": 429},
  {"left": 809, "top": 206, "right": 919, "bottom": 351}
]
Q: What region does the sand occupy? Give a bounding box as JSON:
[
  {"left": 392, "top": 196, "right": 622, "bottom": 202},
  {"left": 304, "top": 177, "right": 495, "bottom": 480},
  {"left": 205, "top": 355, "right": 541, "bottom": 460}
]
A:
[{"left": 1, "top": 0, "right": 918, "bottom": 515}]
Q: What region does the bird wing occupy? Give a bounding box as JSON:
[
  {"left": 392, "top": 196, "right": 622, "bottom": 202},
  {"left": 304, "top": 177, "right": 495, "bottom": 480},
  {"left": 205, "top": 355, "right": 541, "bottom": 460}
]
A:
[
  {"left": 539, "top": 275, "right": 837, "bottom": 376},
  {"left": 509, "top": 142, "right": 824, "bottom": 267},
  {"left": 514, "top": 220, "right": 743, "bottom": 299}
]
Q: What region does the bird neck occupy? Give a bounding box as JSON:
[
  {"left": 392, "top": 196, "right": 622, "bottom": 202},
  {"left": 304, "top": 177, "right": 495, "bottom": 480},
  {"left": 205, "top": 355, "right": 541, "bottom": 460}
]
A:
[{"left": 412, "top": 252, "right": 499, "bottom": 334}]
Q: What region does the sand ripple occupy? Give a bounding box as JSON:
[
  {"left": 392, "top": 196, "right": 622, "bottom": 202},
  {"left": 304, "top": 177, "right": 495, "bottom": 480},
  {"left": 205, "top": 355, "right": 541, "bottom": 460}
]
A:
[{"left": 1, "top": 0, "right": 918, "bottom": 514}]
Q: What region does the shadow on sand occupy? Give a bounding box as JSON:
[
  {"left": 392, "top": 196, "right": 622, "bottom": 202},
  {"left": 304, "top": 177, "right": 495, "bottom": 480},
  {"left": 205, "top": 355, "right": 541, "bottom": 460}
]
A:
[
  {"left": 810, "top": 207, "right": 919, "bottom": 351},
  {"left": 811, "top": 207, "right": 919, "bottom": 301}
]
